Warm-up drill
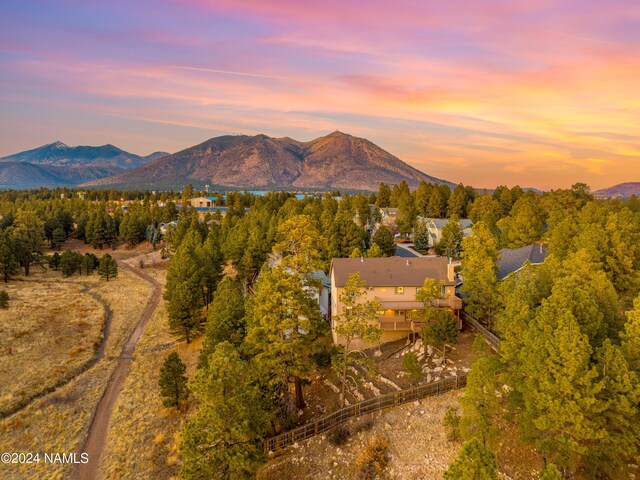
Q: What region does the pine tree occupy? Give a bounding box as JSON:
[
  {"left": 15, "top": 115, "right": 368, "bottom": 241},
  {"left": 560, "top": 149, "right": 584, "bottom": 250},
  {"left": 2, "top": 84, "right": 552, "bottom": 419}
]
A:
[
  {"left": 444, "top": 438, "right": 499, "bottom": 480},
  {"left": 587, "top": 340, "right": 640, "bottom": 477},
  {"left": 517, "top": 302, "right": 605, "bottom": 472},
  {"left": 60, "top": 250, "right": 83, "bottom": 276},
  {"left": 51, "top": 227, "right": 66, "bottom": 251},
  {"left": 460, "top": 353, "right": 502, "bottom": 447},
  {"left": 412, "top": 219, "right": 430, "bottom": 251},
  {"left": 447, "top": 184, "right": 470, "bottom": 218},
  {"left": 436, "top": 216, "right": 463, "bottom": 258},
  {"left": 48, "top": 251, "right": 61, "bottom": 271},
  {"left": 396, "top": 190, "right": 416, "bottom": 237},
  {"left": 420, "top": 313, "right": 458, "bottom": 362},
  {"left": 245, "top": 267, "right": 326, "bottom": 414},
  {"left": 199, "top": 277, "right": 246, "bottom": 368},
  {"left": 98, "top": 254, "right": 118, "bottom": 281},
  {"left": 180, "top": 342, "right": 267, "bottom": 479},
  {"left": 164, "top": 228, "right": 205, "bottom": 342},
  {"left": 273, "top": 214, "right": 324, "bottom": 276},
  {"left": 499, "top": 192, "right": 544, "bottom": 248},
  {"left": 469, "top": 195, "right": 502, "bottom": 236},
  {"left": 82, "top": 253, "right": 98, "bottom": 275},
  {"left": 9, "top": 211, "right": 44, "bottom": 276},
  {"left": 377, "top": 183, "right": 391, "bottom": 208},
  {"left": 158, "top": 352, "right": 189, "bottom": 410},
  {"left": 196, "top": 228, "right": 223, "bottom": 308},
  {"left": 0, "top": 233, "right": 18, "bottom": 282},
  {"left": 371, "top": 226, "right": 396, "bottom": 257},
  {"left": 461, "top": 222, "right": 500, "bottom": 322},
  {"left": 167, "top": 282, "right": 204, "bottom": 344},
  {"left": 333, "top": 272, "right": 382, "bottom": 406}
]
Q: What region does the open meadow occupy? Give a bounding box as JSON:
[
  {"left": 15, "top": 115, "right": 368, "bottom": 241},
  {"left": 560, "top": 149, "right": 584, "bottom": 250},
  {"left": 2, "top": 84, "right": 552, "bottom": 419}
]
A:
[{"left": 0, "top": 265, "right": 153, "bottom": 480}]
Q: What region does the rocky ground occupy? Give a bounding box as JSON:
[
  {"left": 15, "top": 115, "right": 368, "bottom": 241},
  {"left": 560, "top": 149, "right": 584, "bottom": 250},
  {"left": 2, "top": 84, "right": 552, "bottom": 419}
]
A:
[{"left": 259, "top": 391, "right": 475, "bottom": 480}]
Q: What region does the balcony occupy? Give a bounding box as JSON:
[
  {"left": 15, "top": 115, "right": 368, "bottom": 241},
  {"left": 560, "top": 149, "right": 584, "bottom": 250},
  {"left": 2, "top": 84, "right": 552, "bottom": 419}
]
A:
[
  {"left": 376, "top": 296, "right": 462, "bottom": 311},
  {"left": 377, "top": 318, "right": 430, "bottom": 332}
]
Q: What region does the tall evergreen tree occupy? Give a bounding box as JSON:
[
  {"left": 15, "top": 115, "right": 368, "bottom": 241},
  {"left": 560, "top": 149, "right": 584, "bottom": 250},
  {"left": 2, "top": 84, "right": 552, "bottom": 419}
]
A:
[
  {"left": 0, "top": 233, "right": 18, "bottom": 282},
  {"left": 245, "top": 267, "right": 326, "bottom": 413},
  {"left": 199, "top": 277, "right": 246, "bottom": 368},
  {"left": 98, "top": 253, "right": 118, "bottom": 281},
  {"left": 461, "top": 222, "right": 500, "bottom": 322},
  {"left": 371, "top": 226, "right": 396, "bottom": 257},
  {"left": 412, "top": 219, "right": 430, "bottom": 251},
  {"left": 158, "top": 351, "right": 189, "bottom": 410},
  {"left": 181, "top": 342, "right": 267, "bottom": 479}
]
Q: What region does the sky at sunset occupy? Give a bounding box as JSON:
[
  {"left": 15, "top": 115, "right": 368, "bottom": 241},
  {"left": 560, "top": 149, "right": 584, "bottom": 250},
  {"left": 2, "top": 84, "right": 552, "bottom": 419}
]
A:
[{"left": 1, "top": 0, "right": 639, "bottom": 189}]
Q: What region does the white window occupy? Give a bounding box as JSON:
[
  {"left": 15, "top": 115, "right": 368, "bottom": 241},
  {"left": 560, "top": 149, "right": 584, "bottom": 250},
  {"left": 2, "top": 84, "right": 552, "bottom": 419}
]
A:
[{"left": 395, "top": 286, "right": 404, "bottom": 295}]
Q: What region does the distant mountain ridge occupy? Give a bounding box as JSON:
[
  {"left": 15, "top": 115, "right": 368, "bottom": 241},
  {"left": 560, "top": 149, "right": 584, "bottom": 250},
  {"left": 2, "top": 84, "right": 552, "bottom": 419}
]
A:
[
  {"left": 0, "top": 141, "right": 168, "bottom": 168},
  {"left": 594, "top": 182, "right": 640, "bottom": 199},
  {"left": 0, "top": 142, "right": 169, "bottom": 189},
  {"left": 0, "top": 162, "right": 124, "bottom": 189},
  {"left": 84, "top": 131, "right": 453, "bottom": 191}
]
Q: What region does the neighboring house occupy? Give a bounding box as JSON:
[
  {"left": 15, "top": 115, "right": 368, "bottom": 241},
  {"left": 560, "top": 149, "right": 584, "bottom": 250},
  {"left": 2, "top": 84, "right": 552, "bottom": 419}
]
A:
[
  {"left": 267, "top": 254, "right": 331, "bottom": 321},
  {"left": 330, "top": 256, "right": 463, "bottom": 346},
  {"left": 190, "top": 196, "right": 218, "bottom": 208},
  {"left": 379, "top": 207, "right": 399, "bottom": 229},
  {"left": 310, "top": 270, "right": 332, "bottom": 320},
  {"left": 159, "top": 220, "right": 178, "bottom": 234},
  {"left": 497, "top": 243, "right": 548, "bottom": 280},
  {"left": 417, "top": 217, "right": 473, "bottom": 247}
]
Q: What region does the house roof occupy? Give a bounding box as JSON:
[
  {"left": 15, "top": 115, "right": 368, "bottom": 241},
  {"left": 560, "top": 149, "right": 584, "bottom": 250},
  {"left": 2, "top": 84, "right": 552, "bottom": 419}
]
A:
[
  {"left": 421, "top": 218, "right": 474, "bottom": 230},
  {"left": 330, "top": 256, "right": 453, "bottom": 287},
  {"left": 497, "top": 243, "right": 548, "bottom": 280}
]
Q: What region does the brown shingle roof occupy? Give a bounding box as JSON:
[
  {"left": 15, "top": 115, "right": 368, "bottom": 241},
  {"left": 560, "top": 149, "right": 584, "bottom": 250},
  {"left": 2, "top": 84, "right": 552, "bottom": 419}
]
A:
[{"left": 330, "top": 256, "right": 453, "bottom": 287}]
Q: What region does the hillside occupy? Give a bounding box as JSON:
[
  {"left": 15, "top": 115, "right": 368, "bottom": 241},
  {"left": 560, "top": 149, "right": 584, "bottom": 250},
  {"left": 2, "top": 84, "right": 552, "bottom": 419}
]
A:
[
  {"left": 594, "top": 182, "right": 640, "bottom": 198},
  {"left": 0, "top": 141, "right": 168, "bottom": 169},
  {"left": 0, "top": 161, "right": 124, "bottom": 189},
  {"left": 84, "top": 132, "right": 453, "bottom": 191}
]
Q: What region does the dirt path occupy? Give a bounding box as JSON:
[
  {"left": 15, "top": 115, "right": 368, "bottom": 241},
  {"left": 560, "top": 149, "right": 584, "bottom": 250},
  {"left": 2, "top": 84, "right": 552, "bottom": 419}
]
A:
[{"left": 76, "top": 261, "right": 162, "bottom": 480}]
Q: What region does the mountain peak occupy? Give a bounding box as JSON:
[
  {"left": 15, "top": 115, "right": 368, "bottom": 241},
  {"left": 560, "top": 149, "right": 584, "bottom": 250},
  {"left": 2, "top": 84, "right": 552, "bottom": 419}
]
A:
[
  {"left": 49, "top": 141, "right": 69, "bottom": 149},
  {"left": 327, "top": 130, "right": 350, "bottom": 138},
  {"left": 83, "top": 131, "right": 454, "bottom": 191}
]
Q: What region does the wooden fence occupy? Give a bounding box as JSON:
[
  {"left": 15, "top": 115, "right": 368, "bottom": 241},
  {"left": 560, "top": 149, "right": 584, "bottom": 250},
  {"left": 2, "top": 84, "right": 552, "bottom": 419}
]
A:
[
  {"left": 264, "top": 373, "right": 467, "bottom": 453},
  {"left": 460, "top": 311, "right": 501, "bottom": 351}
]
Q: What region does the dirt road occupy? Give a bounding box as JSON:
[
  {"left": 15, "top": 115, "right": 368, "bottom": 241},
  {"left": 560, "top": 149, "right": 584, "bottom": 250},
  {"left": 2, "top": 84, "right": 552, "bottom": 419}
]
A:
[{"left": 76, "top": 261, "right": 162, "bottom": 480}]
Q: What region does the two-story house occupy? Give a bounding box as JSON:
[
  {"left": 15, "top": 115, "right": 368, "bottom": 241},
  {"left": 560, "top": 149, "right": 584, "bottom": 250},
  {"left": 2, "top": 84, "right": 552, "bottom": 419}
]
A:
[
  {"left": 329, "top": 256, "right": 462, "bottom": 346},
  {"left": 417, "top": 217, "right": 474, "bottom": 247}
]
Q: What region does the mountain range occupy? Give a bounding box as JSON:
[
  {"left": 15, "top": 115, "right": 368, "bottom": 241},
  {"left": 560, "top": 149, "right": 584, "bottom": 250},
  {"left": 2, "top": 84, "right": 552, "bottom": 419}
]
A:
[
  {"left": 593, "top": 182, "right": 640, "bottom": 199},
  {"left": 0, "top": 142, "right": 169, "bottom": 189},
  {"left": 84, "top": 131, "right": 452, "bottom": 191}
]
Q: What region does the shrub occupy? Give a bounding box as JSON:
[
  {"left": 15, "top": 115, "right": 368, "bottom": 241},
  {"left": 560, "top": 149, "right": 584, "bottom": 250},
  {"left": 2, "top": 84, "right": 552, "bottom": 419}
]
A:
[
  {"left": 402, "top": 352, "right": 422, "bottom": 381},
  {"left": 329, "top": 423, "right": 351, "bottom": 446},
  {"left": 356, "top": 434, "right": 389, "bottom": 480},
  {"left": 0, "top": 290, "right": 8, "bottom": 309},
  {"left": 443, "top": 406, "right": 461, "bottom": 441}
]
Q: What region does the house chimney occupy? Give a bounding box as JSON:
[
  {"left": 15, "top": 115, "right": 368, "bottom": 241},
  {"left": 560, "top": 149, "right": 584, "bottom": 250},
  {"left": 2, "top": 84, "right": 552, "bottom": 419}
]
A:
[{"left": 447, "top": 261, "right": 455, "bottom": 282}]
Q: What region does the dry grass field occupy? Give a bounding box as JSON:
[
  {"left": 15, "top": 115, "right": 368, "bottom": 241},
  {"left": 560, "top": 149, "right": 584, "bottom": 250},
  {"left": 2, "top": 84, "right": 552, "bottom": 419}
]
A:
[
  {"left": 0, "top": 267, "right": 153, "bottom": 480},
  {"left": 0, "top": 279, "right": 105, "bottom": 416},
  {"left": 99, "top": 264, "right": 200, "bottom": 480}
]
